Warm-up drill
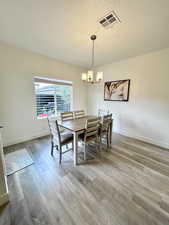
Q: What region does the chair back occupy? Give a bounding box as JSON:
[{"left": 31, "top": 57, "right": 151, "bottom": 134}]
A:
[
  {"left": 60, "top": 111, "right": 74, "bottom": 121},
  {"left": 74, "top": 110, "right": 85, "bottom": 118},
  {"left": 84, "top": 117, "right": 100, "bottom": 140},
  {"left": 47, "top": 117, "right": 61, "bottom": 146},
  {"left": 102, "top": 114, "right": 112, "bottom": 130},
  {"left": 98, "top": 109, "right": 109, "bottom": 117}
]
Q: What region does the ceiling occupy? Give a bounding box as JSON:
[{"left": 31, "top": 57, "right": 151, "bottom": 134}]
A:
[{"left": 0, "top": 0, "right": 169, "bottom": 68}]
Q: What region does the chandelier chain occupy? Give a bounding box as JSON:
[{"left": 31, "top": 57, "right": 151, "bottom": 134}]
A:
[{"left": 92, "top": 39, "right": 95, "bottom": 69}]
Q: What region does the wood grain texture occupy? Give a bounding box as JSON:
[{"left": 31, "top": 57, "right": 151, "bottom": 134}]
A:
[
  {"left": 73, "top": 110, "right": 85, "bottom": 119},
  {"left": 60, "top": 112, "right": 74, "bottom": 121},
  {"left": 1, "top": 133, "right": 169, "bottom": 225},
  {"left": 58, "top": 116, "right": 97, "bottom": 132}
]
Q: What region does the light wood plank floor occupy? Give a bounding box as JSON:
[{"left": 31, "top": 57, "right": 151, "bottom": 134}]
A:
[{"left": 1, "top": 133, "right": 169, "bottom": 225}]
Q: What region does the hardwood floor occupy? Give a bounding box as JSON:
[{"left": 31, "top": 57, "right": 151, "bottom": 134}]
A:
[{"left": 1, "top": 133, "right": 169, "bottom": 225}]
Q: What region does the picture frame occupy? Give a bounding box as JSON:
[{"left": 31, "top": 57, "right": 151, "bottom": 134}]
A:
[{"left": 104, "top": 79, "right": 130, "bottom": 101}]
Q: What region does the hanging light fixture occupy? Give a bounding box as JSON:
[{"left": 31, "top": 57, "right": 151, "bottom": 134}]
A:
[{"left": 81, "top": 35, "right": 103, "bottom": 84}]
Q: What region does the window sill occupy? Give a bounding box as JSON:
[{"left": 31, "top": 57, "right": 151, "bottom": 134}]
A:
[
  {"left": 36, "top": 115, "right": 59, "bottom": 120},
  {"left": 37, "top": 117, "right": 47, "bottom": 120}
]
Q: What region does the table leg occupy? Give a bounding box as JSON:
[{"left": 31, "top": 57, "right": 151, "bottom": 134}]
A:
[
  {"left": 109, "top": 120, "right": 113, "bottom": 146},
  {"left": 73, "top": 131, "right": 78, "bottom": 166}
]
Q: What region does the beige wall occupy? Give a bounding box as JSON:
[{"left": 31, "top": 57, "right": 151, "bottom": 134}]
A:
[
  {"left": 87, "top": 48, "right": 169, "bottom": 149},
  {"left": 0, "top": 43, "right": 87, "bottom": 146},
  {"left": 0, "top": 42, "right": 169, "bottom": 149}
]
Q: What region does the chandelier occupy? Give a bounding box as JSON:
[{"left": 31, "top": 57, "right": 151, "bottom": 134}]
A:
[{"left": 81, "top": 35, "right": 103, "bottom": 84}]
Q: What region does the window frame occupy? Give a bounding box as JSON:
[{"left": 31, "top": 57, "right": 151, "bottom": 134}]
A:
[{"left": 33, "top": 76, "right": 73, "bottom": 120}]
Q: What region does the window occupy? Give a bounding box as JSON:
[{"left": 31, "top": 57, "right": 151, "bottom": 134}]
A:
[{"left": 34, "top": 77, "right": 72, "bottom": 119}]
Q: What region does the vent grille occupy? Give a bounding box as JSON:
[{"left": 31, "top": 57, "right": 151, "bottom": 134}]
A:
[{"left": 99, "top": 11, "right": 121, "bottom": 29}]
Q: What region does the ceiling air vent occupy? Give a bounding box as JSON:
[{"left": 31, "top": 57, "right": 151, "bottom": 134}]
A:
[{"left": 99, "top": 11, "right": 121, "bottom": 29}]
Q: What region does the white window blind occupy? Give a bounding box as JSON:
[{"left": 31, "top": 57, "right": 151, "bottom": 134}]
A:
[{"left": 34, "top": 78, "right": 72, "bottom": 119}]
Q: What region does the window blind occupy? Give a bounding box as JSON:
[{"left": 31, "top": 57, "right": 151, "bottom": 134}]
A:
[{"left": 34, "top": 78, "right": 72, "bottom": 118}]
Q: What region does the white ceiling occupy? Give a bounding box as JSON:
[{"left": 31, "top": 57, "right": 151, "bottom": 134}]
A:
[{"left": 0, "top": 0, "right": 169, "bottom": 68}]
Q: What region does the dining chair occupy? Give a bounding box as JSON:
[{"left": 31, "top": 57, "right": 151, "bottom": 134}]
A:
[
  {"left": 79, "top": 117, "right": 100, "bottom": 160},
  {"left": 98, "top": 109, "right": 110, "bottom": 117},
  {"left": 47, "top": 117, "right": 73, "bottom": 164},
  {"left": 60, "top": 111, "right": 74, "bottom": 121},
  {"left": 99, "top": 114, "right": 112, "bottom": 149},
  {"left": 74, "top": 110, "right": 85, "bottom": 119},
  {"left": 60, "top": 111, "right": 74, "bottom": 150}
]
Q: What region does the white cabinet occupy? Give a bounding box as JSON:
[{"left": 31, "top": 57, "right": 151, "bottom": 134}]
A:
[{"left": 0, "top": 129, "right": 9, "bottom": 206}]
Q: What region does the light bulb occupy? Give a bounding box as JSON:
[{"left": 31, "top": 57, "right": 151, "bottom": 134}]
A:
[
  {"left": 81, "top": 73, "right": 87, "bottom": 81},
  {"left": 96, "top": 72, "right": 103, "bottom": 82}
]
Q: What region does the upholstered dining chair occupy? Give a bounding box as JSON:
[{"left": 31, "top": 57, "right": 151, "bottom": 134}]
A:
[
  {"left": 60, "top": 111, "right": 74, "bottom": 121},
  {"left": 79, "top": 117, "right": 100, "bottom": 160},
  {"left": 47, "top": 117, "right": 73, "bottom": 164},
  {"left": 99, "top": 114, "right": 112, "bottom": 149},
  {"left": 74, "top": 110, "right": 85, "bottom": 119},
  {"left": 60, "top": 111, "right": 74, "bottom": 149}
]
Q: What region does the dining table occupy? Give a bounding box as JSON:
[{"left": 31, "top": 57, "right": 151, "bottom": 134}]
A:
[{"left": 58, "top": 115, "right": 113, "bottom": 166}]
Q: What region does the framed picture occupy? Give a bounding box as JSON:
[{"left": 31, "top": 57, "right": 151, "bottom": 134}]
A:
[{"left": 104, "top": 79, "right": 130, "bottom": 101}]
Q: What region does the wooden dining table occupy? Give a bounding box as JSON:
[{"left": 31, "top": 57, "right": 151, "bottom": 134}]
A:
[{"left": 58, "top": 115, "right": 113, "bottom": 166}]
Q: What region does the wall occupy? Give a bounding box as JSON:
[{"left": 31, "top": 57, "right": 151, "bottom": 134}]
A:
[
  {"left": 87, "top": 48, "right": 169, "bottom": 149},
  {"left": 0, "top": 43, "right": 87, "bottom": 146},
  {"left": 0, "top": 42, "right": 169, "bottom": 149}
]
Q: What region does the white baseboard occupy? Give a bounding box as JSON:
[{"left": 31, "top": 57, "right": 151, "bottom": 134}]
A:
[
  {"left": 0, "top": 193, "right": 9, "bottom": 207},
  {"left": 118, "top": 129, "right": 169, "bottom": 150},
  {"left": 3, "top": 130, "right": 50, "bottom": 147}
]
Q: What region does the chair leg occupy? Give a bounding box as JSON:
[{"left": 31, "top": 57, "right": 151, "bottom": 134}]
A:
[
  {"left": 99, "top": 137, "right": 101, "bottom": 154},
  {"left": 66, "top": 144, "right": 68, "bottom": 149},
  {"left": 59, "top": 146, "right": 62, "bottom": 164},
  {"left": 100, "top": 135, "right": 102, "bottom": 151},
  {"left": 51, "top": 141, "right": 54, "bottom": 156},
  {"left": 106, "top": 132, "right": 109, "bottom": 149},
  {"left": 97, "top": 136, "right": 101, "bottom": 157},
  {"left": 110, "top": 128, "right": 112, "bottom": 147},
  {"left": 109, "top": 131, "right": 111, "bottom": 148},
  {"left": 56, "top": 145, "right": 58, "bottom": 150},
  {"left": 109, "top": 121, "right": 112, "bottom": 146},
  {"left": 84, "top": 143, "right": 86, "bottom": 161}
]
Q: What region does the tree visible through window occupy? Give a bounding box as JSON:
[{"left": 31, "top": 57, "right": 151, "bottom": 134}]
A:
[{"left": 34, "top": 80, "right": 72, "bottom": 118}]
